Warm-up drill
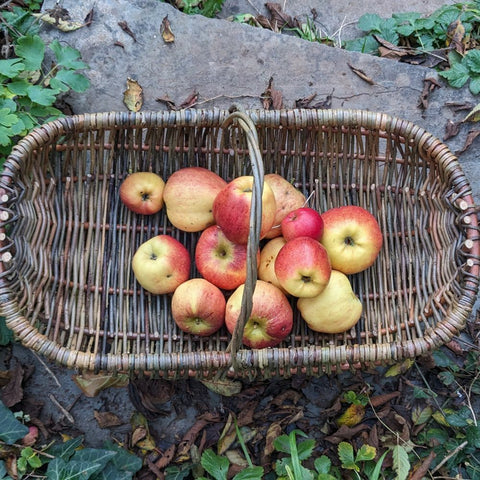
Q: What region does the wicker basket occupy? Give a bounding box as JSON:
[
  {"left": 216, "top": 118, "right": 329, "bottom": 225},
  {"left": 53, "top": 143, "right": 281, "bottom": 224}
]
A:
[{"left": 0, "top": 108, "right": 479, "bottom": 379}]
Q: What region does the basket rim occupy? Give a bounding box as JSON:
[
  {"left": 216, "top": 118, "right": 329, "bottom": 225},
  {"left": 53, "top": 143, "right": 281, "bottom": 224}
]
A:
[{"left": 0, "top": 108, "right": 479, "bottom": 377}]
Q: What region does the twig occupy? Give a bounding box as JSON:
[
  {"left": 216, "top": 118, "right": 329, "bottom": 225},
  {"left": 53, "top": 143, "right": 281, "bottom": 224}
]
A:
[
  {"left": 0, "top": 440, "right": 55, "bottom": 459},
  {"left": 32, "top": 351, "right": 61, "bottom": 388},
  {"left": 49, "top": 394, "right": 75, "bottom": 424},
  {"left": 430, "top": 440, "right": 468, "bottom": 474}
]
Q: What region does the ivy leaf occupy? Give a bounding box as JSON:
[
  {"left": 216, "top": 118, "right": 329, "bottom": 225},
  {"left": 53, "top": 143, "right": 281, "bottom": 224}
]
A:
[
  {"left": 50, "top": 70, "right": 90, "bottom": 93},
  {"left": 0, "top": 400, "right": 29, "bottom": 444},
  {"left": 466, "top": 425, "right": 480, "bottom": 448},
  {"left": 439, "top": 62, "right": 470, "bottom": 88},
  {"left": 49, "top": 40, "right": 88, "bottom": 70},
  {"left": 0, "top": 58, "right": 25, "bottom": 78},
  {"left": 392, "top": 445, "right": 410, "bottom": 480},
  {"left": 26, "top": 85, "right": 57, "bottom": 106},
  {"left": 71, "top": 448, "right": 117, "bottom": 472},
  {"left": 102, "top": 442, "right": 142, "bottom": 474},
  {"left": 0, "top": 316, "right": 14, "bottom": 345},
  {"left": 15, "top": 34, "right": 45, "bottom": 71}
]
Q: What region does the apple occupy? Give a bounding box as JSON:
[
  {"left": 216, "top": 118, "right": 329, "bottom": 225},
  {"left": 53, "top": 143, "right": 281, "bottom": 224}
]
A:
[
  {"left": 320, "top": 205, "right": 383, "bottom": 275},
  {"left": 132, "top": 235, "right": 190, "bottom": 294},
  {"left": 195, "top": 225, "right": 260, "bottom": 290},
  {"left": 212, "top": 175, "right": 276, "bottom": 244},
  {"left": 274, "top": 236, "right": 331, "bottom": 298},
  {"left": 119, "top": 172, "right": 165, "bottom": 215},
  {"left": 264, "top": 173, "right": 306, "bottom": 239},
  {"left": 225, "top": 280, "right": 293, "bottom": 349},
  {"left": 257, "top": 236, "right": 288, "bottom": 294},
  {"left": 163, "top": 167, "right": 227, "bottom": 232},
  {"left": 171, "top": 278, "right": 226, "bottom": 336},
  {"left": 297, "top": 270, "right": 363, "bottom": 334},
  {"left": 281, "top": 207, "right": 324, "bottom": 242}
]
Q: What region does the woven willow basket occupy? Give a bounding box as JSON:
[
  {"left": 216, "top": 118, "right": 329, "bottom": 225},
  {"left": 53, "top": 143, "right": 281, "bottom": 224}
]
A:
[{"left": 0, "top": 108, "right": 479, "bottom": 379}]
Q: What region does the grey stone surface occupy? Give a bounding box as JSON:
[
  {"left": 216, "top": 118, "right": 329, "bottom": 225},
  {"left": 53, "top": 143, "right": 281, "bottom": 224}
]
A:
[{"left": 39, "top": 0, "right": 478, "bottom": 203}]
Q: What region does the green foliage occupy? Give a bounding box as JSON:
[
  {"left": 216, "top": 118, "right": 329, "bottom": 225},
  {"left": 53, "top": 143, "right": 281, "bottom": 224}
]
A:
[
  {"left": 0, "top": 400, "right": 29, "bottom": 444},
  {"left": 172, "top": 0, "right": 225, "bottom": 18},
  {"left": 0, "top": 7, "right": 90, "bottom": 168}
]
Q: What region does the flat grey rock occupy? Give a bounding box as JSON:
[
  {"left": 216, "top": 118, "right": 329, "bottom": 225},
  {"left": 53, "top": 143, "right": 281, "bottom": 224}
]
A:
[{"left": 39, "top": 0, "right": 478, "bottom": 202}]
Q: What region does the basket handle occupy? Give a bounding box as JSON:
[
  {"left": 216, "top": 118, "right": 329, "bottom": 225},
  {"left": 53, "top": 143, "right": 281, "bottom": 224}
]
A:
[{"left": 221, "top": 108, "right": 264, "bottom": 366}]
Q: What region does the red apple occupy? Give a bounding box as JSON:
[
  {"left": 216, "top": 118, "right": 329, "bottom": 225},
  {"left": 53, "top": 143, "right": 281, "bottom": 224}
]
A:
[
  {"left": 212, "top": 175, "right": 276, "bottom": 244},
  {"left": 257, "top": 236, "right": 288, "bottom": 294},
  {"left": 132, "top": 235, "right": 190, "bottom": 294},
  {"left": 264, "top": 173, "right": 306, "bottom": 239},
  {"left": 195, "top": 225, "right": 260, "bottom": 290},
  {"left": 225, "top": 280, "right": 293, "bottom": 349},
  {"left": 120, "top": 172, "right": 165, "bottom": 215},
  {"left": 171, "top": 278, "right": 226, "bottom": 336},
  {"left": 163, "top": 167, "right": 227, "bottom": 232},
  {"left": 274, "top": 236, "right": 331, "bottom": 298},
  {"left": 320, "top": 205, "right": 383, "bottom": 275},
  {"left": 281, "top": 207, "right": 324, "bottom": 242}
]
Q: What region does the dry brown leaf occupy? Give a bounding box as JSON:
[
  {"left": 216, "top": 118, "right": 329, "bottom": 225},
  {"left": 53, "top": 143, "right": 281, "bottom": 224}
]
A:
[
  {"left": 123, "top": 78, "right": 143, "bottom": 112},
  {"left": 179, "top": 91, "right": 199, "bottom": 109},
  {"left": 84, "top": 8, "right": 94, "bottom": 27},
  {"left": 369, "top": 391, "right": 401, "bottom": 408},
  {"left": 1, "top": 363, "right": 24, "bottom": 408},
  {"left": 347, "top": 63, "right": 376, "bottom": 85},
  {"left": 324, "top": 423, "right": 370, "bottom": 444},
  {"left": 296, "top": 92, "right": 332, "bottom": 109},
  {"left": 118, "top": 20, "right": 137, "bottom": 42},
  {"left": 161, "top": 16, "right": 175, "bottom": 43},
  {"left": 456, "top": 129, "right": 480, "bottom": 154},
  {"left": 262, "top": 77, "right": 283, "bottom": 110},
  {"left": 94, "top": 410, "right": 123, "bottom": 428},
  {"left": 264, "top": 422, "right": 283, "bottom": 457},
  {"left": 265, "top": 2, "right": 297, "bottom": 30},
  {"left": 444, "top": 120, "right": 461, "bottom": 141},
  {"left": 446, "top": 19, "right": 466, "bottom": 54},
  {"left": 418, "top": 77, "right": 441, "bottom": 110},
  {"left": 154, "top": 444, "right": 176, "bottom": 469}
]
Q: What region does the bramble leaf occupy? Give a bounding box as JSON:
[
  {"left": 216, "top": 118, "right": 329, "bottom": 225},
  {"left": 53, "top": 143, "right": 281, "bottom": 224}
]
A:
[
  {"left": 338, "top": 442, "right": 358, "bottom": 471},
  {"left": 201, "top": 449, "right": 229, "bottom": 480},
  {"left": 392, "top": 445, "right": 410, "bottom": 480},
  {"left": 358, "top": 13, "right": 383, "bottom": 32},
  {"left": 439, "top": 62, "right": 470, "bottom": 88}
]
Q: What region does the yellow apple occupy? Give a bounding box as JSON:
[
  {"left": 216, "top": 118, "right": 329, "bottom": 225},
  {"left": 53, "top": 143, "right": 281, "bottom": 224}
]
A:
[
  {"left": 320, "top": 205, "right": 383, "bottom": 275},
  {"left": 171, "top": 278, "right": 226, "bottom": 336},
  {"left": 132, "top": 235, "right": 190, "bottom": 294},
  {"left": 264, "top": 173, "right": 306, "bottom": 239},
  {"left": 212, "top": 175, "right": 276, "bottom": 244},
  {"left": 225, "top": 280, "right": 293, "bottom": 349},
  {"left": 119, "top": 172, "right": 165, "bottom": 215},
  {"left": 257, "top": 236, "right": 288, "bottom": 294},
  {"left": 163, "top": 167, "right": 227, "bottom": 232},
  {"left": 297, "top": 270, "right": 362, "bottom": 334}
]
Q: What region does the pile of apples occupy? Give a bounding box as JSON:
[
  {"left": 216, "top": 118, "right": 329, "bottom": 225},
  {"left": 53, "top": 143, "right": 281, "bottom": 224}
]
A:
[{"left": 120, "top": 167, "right": 383, "bottom": 349}]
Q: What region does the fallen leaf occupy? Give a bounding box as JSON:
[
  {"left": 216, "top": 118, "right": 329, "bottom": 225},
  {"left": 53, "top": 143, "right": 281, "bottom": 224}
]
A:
[
  {"left": 369, "top": 391, "right": 401, "bottom": 408},
  {"left": 114, "top": 41, "right": 125, "bottom": 49},
  {"left": 179, "top": 90, "right": 199, "bottom": 109},
  {"left": 94, "top": 410, "right": 123, "bottom": 428},
  {"left": 336, "top": 404, "right": 365, "bottom": 427},
  {"left": 262, "top": 76, "right": 283, "bottom": 109},
  {"left": 21, "top": 426, "right": 38, "bottom": 446},
  {"left": 264, "top": 422, "right": 282, "bottom": 457},
  {"left": 123, "top": 78, "right": 143, "bottom": 112},
  {"left": 446, "top": 19, "right": 466, "bottom": 55},
  {"left": 324, "top": 423, "right": 370, "bottom": 444},
  {"left": 384, "top": 358, "right": 414, "bottom": 377},
  {"left": 154, "top": 443, "right": 176, "bottom": 469},
  {"left": 446, "top": 101, "right": 474, "bottom": 113},
  {"left": 444, "top": 119, "right": 461, "bottom": 140},
  {"left": 265, "top": 2, "right": 298, "bottom": 30},
  {"left": 118, "top": 20, "right": 137, "bottom": 42},
  {"left": 161, "top": 16, "right": 175, "bottom": 43},
  {"left": 33, "top": 12, "right": 84, "bottom": 32},
  {"left": 295, "top": 92, "right": 332, "bottom": 109},
  {"left": 72, "top": 372, "right": 129, "bottom": 397},
  {"left": 418, "top": 77, "right": 441, "bottom": 110},
  {"left": 409, "top": 450, "right": 436, "bottom": 480},
  {"left": 347, "top": 63, "right": 376, "bottom": 85},
  {"left": 463, "top": 102, "right": 480, "bottom": 122},
  {"left": 373, "top": 35, "right": 416, "bottom": 60},
  {"left": 456, "top": 129, "right": 480, "bottom": 154},
  {"left": 1, "top": 363, "right": 24, "bottom": 408},
  {"left": 84, "top": 8, "right": 94, "bottom": 27},
  {"left": 156, "top": 94, "right": 176, "bottom": 110}
]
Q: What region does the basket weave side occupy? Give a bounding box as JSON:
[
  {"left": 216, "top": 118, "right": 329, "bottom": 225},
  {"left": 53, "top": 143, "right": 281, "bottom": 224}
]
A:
[{"left": 0, "top": 109, "right": 478, "bottom": 378}]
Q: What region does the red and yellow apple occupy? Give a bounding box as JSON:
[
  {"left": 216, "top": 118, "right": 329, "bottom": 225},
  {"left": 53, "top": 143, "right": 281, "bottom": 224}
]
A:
[
  {"left": 320, "top": 205, "right": 383, "bottom": 275},
  {"left": 225, "top": 280, "right": 293, "bottom": 348},
  {"left": 195, "top": 225, "right": 260, "bottom": 290},
  {"left": 297, "top": 270, "right": 362, "bottom": 334},
  {"left": 264, "top": 173, "right": 306, "bottom": 239},
  {"left": 119, "top": 172, "right": 165, "bottom": 215},
  {"left": 274, "top": 236, "right": 331, "bottom": 298},
  {"left": 163, "top": 167, "right": 227, "bottom": 232},
  {"left": 131, "top": 235, "right": 190, "bottom": 294},
  {"left": 257, "top": 236, "right": 288, "bottom": 294},
  {"left": 171, "top": 278, "right": 226, "bottom": 336},
  {"left": 212, "top": 175, "right": 276, "bottom": 244},
  {"left": 281, "top": 207, "right": 324, "bottom": 242}
]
